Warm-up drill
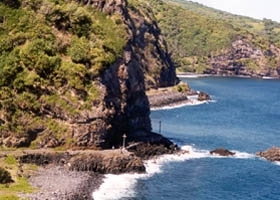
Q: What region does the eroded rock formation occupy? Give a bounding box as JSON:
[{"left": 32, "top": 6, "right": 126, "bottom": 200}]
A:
[{"left": 257, "top": 147, "right": 280, "bottom": 162}]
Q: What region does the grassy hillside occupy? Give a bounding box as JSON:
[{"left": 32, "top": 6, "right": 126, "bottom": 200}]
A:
[
  {"left": 170, "top": 0, "right": 280, "bottom": 46},
  {"left": 0, "top": 0, "right": 127, "bottom": 144},
  {"left": 144, "top": 0, "right": 280, "bottom": 74}
]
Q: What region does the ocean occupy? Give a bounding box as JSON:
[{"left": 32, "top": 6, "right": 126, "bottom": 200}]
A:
[{"left": 93, "top": 77, "right": 280, "bottom": 200}]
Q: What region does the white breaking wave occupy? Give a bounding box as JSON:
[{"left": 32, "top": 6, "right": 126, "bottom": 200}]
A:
[
  {"left": 151, "top": 100, "right": 217, "bottom": 111},
  {"left": 92, "top": 173, "right": 147, "bottom": 200},
  {"left": 275, "top": 161, "right": 280, "bottom": 166},
  {"left": 92, "top": 145, "right": 255, "bottom": 200},
  {"left": 231, "top": 150, "right": 256, "bottom": 159}
]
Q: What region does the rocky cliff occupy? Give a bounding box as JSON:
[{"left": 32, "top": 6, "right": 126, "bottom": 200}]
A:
[
  {"left": 0, "top": 0, "right": 178, "bottom": 149},
  {"left": 204, "top": 39, "right": 280, "bottom": 78}
]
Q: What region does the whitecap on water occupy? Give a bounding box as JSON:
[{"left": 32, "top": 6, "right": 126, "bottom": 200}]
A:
[
  {"left": 231, "top": 150, "right": 256, "bottom": 159},
  {"left": 92, "top": 145, "right": 255, "bottom": 200},
  {"left": 275, "top": 161, "right": 280, "bottom": 166},
  {"left": 92, "top": 173, "right": 146, "bottom": 200},
  {"left": 151, "top": 99, "right": 215, "bottom": 111}
]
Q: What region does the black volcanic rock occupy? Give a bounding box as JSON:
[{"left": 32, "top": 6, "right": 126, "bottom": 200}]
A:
[
  {"left": 256, "top": 147, "right": 280, "bottom": 162},
  {"left": 0, "top": 167, "right": 13, "bottom": 184},
  {"left": 68, "top": 153, "right": 145, "bottom": 174},
  {"left": 210, "top": 148, "right": 235, "bottom": 156},
  {"left": 198, "top": 92, "right": 211, "bottom": 101}
]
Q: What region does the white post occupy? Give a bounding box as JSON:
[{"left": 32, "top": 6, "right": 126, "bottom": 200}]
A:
[{"left": 122, "top": 134, "right": 127, "bottom": 150}]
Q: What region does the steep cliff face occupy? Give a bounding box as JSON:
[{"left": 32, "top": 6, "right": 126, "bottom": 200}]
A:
[
  {"left": 0, "top": 0, "right": 177, "bottom": 149},
  {"left": 204, "top": 39, "right": 280, "bottom": 78}
]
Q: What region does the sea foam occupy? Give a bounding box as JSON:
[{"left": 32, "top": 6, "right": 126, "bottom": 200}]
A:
[
  {"left": 92, "top": 145, "right": 255, "bottom": 200},
  {"left": 151, "top": 99, "right": 216, "bottom": 111},
  {"left": 275, "top": 161, "right": 280, "bottom": 166}
]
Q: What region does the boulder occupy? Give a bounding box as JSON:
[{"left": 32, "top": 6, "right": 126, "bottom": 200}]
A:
[
  {"left": 256, "top": 147, "right": 280, "bottom": 162},
  {"left": 198, "top": 92, "right": 211, "bottom": 101},
  {"left": 0, "top": 167, "right": 13, "bottom": 184},
  {"left": 210, "top": 148, "right": 235, "bottom": 156}
]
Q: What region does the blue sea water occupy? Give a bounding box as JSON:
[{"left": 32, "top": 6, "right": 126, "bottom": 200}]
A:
[{"left": 93, "top": 77, "right": 280, "bottom": 200}]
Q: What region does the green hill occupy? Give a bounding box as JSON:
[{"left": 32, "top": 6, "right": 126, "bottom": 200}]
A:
[
  {"left": 145, "top": 0, "right": 280, "bottom": 77},
  {"left": 170, "top": 0, "right": 280, "bottom": 46}
]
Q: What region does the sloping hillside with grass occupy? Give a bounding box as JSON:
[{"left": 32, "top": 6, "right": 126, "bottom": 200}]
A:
[{"left": 144, "top": 0, "right": 280, "bottom": 77}]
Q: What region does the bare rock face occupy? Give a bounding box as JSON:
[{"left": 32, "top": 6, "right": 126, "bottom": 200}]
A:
[
  {"left": 210, "top": 148, "right": 235, "bottom": 156},
  {"left": 256, "top": 147, "right": 280, "bottom": 162},
  {"left": 204, "top": 39, "right": 280, "bottom": 78},
  {"left": 198, "top": 92, "right": 211, "bottom": 101}
]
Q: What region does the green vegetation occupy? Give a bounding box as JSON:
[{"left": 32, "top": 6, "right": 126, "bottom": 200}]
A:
[
  {"left": 0, "top": 194, "right": 21, "bottom": 200},
  {"left": 169, "top": 0, "right": 280, "bottom": 47},
  {"left": 4, "top": 155, "right": 18, "bottom": 165},
  {"left": 141, "top": 0, "right": 280, "bottom": 73},
  {"left": 174, "top": 83, "right": 190, "bottom": 93},
  {"left": 0, "top": 0, "right": 128, "bottom": 147},
  {"left": 146, "top": 0, "right": 240, "bottom": 65},
  {"left": 0, "top": 177, "right": 35, "bottom": 193},
  {"left": 0, "top": 154, "right": 37, "bottom": 198}
]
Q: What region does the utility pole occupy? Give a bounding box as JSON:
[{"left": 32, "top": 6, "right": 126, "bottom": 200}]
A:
[{"left": 159, "top": 120, "right": 161, "bottom": 134}]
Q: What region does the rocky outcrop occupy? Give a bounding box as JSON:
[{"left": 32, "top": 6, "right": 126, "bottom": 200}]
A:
[
  {"left": 147, "top": 83, "right": 202, "bottom": 109},
  {"left": 210, "top": 148, "right": 235, "bottom": 156},
  {"left": 68, "top": 153, "right": 145, "bottom": 174},
  {"left": 148, "top": 90, "right": 189, "bottom": 108},
  {"left": 198, "top": 92, "right": 211, "bottom": 101},
  {"left": 256, "top": 147, "right": 280, "bottom": 162},
  {"left": 127, "top": 132, "right": 179, "bottom": 159},
  {"left": 204, "top": 39, "right": 280, "bottom": 78},
  {"left": 128, "top": 142, "right": 178, "bottom": 160}
]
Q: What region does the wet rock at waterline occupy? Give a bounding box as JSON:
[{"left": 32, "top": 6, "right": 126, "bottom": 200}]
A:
[
  {"left": 256, "top": 147, "right": 280, "bottom": 162},
  {"left": 210, "top": 148, "right": 235, "bottom": 156},
  {"left": 198, "top": 92, "right": 211, "bottom": 101}
]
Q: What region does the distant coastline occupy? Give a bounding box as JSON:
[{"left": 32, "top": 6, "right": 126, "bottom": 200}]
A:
[{"left": 176, "top": 72, "right": 280, "bottom": 80}]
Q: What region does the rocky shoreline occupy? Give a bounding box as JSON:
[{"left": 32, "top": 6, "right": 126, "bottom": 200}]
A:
[
  {"left": 257, "top": 147, "right": 280, "bottom": 162},
  {"left": 147, "top": 85, "right": 211, "bottom": 110},
  {"left": 0, "top": 133, "right": 178, "bottom": 200}
]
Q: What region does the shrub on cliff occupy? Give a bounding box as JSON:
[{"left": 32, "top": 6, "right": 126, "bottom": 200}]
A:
[
  {"left": 0, "top": 167, "right": 13, "bottom": 184},
  {"left": 0, "top": 0, "right": 127, "bottom": 147}
]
